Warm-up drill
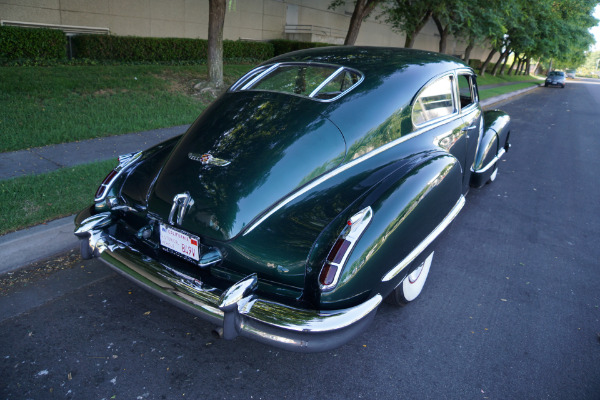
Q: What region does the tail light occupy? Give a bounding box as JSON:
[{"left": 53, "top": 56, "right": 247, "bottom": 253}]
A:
[
  {"left": 94, "top": 151, "right": 142, "bottom": 202},
  {"left": 319, "top": 206, "right": 372, "bottom": 291}
]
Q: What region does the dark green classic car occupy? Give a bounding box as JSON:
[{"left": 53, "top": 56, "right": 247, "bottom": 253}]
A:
[{"left": 75, "top": 47, "right": 511, "bottom": 352}]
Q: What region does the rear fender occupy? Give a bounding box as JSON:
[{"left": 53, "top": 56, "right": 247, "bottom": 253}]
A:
[
  {"left": 317, "top": 153, "right": 463, "bottom": 309},
  {"left": 470, "top": 110, "right": 510, "bottom": 188}
]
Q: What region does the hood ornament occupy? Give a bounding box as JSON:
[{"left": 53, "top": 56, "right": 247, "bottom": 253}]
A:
[
  {"left": 188, "top": 152, "right": 230, "bottom": 166},
  {"left": 169, "top": 192, "right": 194, "bottom": 226}
]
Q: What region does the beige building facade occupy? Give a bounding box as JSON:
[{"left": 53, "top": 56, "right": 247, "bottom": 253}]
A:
[{"left": 1, "top": 0, "right": 496, "bottom": 63}]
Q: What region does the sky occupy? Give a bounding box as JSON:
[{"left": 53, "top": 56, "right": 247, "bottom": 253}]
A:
[{"left": 592, "top": 5, "right": 600, "bottom": 51}]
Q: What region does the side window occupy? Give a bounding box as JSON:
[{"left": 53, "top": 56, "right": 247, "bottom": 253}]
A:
[
  {"left": 457, "top": 74, "right": 474, "bottom": 109},
  {"left": 412, "top": 75, "right": 455, "bottom": 126}
]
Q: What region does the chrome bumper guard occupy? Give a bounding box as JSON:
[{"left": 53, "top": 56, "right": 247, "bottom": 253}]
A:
[{"left": 74, "top": 211, "right": 382, "bottom": 352}]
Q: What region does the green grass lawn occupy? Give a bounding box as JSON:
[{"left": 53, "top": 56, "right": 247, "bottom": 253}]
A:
[
  {"left": 0, "top": 64, "right": 253, "bottom": 152},
  {"left": 477, "top": 73, "right": 542, "bottom": 86},
  {"left": 0, "top": 159, "right": 116, "bottom": 235},
  {"left": 479, "top": 81, "right": 540, "bottom": 100}
]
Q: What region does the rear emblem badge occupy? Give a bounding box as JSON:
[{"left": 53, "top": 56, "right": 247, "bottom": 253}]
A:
[{"left": 188, "top": 152, "right": 230, "bottom": 166}]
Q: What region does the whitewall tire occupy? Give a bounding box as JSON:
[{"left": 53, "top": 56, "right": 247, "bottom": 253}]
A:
[{"left": 387, "top": 251, "right": 434, "bottom": 306}]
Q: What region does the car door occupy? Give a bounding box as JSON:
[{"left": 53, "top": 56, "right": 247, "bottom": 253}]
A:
[{"left": 456, "top": 70, "right": 482, "bottom": 192}]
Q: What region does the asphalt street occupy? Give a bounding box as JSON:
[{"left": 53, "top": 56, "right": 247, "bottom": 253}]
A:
[{"left": 1, "top": 79, "right": 599, "bottom": 399}]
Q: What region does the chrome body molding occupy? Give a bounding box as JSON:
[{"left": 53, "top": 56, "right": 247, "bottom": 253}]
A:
[
  {"left": 74, "top": 211, "right": 382, "bottom": 352},
  {"left": 472, "top": 147, "right": 506, "bottom": 174},
  {"left": 382, "top": 195, "right": 465, "bottom": 282},
  {"left": 95, "top": 151, "right": 142, "bottom": 202},
  {"left": 320, "top": 206, "right": 373, "bottom": 291},
  {"left": 242, "top": 116, "right": 461, "bottom": 236}
]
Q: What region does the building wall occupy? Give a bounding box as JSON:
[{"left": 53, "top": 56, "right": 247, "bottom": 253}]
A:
[{"left": 0, "top": 0, "right": 498, "bottom": 63}]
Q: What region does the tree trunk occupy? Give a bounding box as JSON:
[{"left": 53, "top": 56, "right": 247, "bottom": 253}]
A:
[
  {"left": 344, "top": 0, "right": 378, "bottom": 45},
  {"left": 507, "top": 54, "right": 519, "bottom": 75},
  {"left": 208, "top": 0, "right": 226, "bottom": 88},
  {"left": 517, "top": 57, "right": 525, "bottom": 75},
  {"left": 432, "top": 15, "right": 449, "bottom": 54},
  {"left": 479, "top": 48, "right": 497, "bottom": 77},
  {"left": 547, "top": 58, "right": 554, "bottom": 73},
  {"left": 498, "top": 51, "right": 511, "bottom": 75},
  {"left": 532, "top": 60, "right": 540, "bottom": 75},
  {"left": 463, "top": 39, "right": 475, "bottom": 64},
  {"left": 516, "top": 57, "right": 525, "bottom": 75},
  {"left": 404, "top": 10, "right": 431, "bottom": 48},
  {"left": 525, "top": 57, "right": 531, "bottom": 75},
  {"left": 491, "top": 48, "right": 509, "bottom": 76}
]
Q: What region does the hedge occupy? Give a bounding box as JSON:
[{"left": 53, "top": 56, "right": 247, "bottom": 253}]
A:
[
  {"left": 72, "top": 35, "right": 274, "bottom": 62},
  {"left": 0, "top": 26, "right": 66, "bottom": 60},
  {"left": 269, "top": 39, "right": 332, "bottom": 56}
]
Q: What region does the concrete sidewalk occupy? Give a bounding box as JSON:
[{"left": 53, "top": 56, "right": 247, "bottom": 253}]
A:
[
  {"left": 0, "top": 124, "right": 189, "bottom": 180},
  {"left": 0, "top": 84, "right": 540, "bottom": 274}
]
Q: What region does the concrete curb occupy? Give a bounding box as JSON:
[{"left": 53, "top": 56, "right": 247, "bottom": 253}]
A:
[
  {"left": 0, "top": 215, "right": 77, "bottom": 275},
  {"left": 0, "top": 85, "right": 541, "bottom": 275}
]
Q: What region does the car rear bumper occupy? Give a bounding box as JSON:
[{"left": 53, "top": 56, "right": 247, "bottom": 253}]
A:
[{"left": 74, "top": 208, "right": 381, "bottom": 352}]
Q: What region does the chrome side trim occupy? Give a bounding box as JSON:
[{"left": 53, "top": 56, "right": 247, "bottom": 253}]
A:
[
  {"left": 472, "top": 147, "right": 506, "bottom": 174},
  {"left": 382, "top": 195, "right": 465, "bottom": 282},
  {"left": 319, "top": 206, "right": 373, "bottom": 291},
  {"left": 309, "top": 66, "right": 344, "bottom": 98},
  {"left": 242, "top": 114, "right": 463, "bottom": 236},
  {"left": 94, "top": 151, "right": 142, "bottom": 202}
]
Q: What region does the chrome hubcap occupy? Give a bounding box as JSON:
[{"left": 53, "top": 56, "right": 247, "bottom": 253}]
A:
[{"left": 408, "top": 262, "right": 424, "bottom": 283}]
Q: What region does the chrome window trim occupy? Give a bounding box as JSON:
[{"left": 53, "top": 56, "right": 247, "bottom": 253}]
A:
[
  {"left": 382, "top": 195, "right": 466, "bottom": 282},
  {"left": 411, "top": 72, "right": 458, "bottom": 129},
  {"left": 242, "top": 112, "right": 464, "bottom": 236},
  {"left": 455, "top": 69, "right": 477, "bottom": 113},
  {"left": 309, "top": 66, "right": 344, "bottom": 98},
  {"left": 239, "top": 63, "right": 281, "bottom": 91},
  {"left": 231, "top": 62, "right": 364, "bottom": 103}
]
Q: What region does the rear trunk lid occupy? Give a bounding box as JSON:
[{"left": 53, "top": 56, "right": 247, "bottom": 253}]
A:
[{"left": 146, "top": 91, "right": 346, "bottom": 242}]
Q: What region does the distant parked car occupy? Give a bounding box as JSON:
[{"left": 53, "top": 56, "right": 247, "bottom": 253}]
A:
[
  {"left": 565, "top": 69, "right": 576, "bottom": 79},
  {"left": 545, "top": 71, "right": 566, "bottom": 88},
  {"left": 74, "top": 47, "right": 511, "bottom": 352}
]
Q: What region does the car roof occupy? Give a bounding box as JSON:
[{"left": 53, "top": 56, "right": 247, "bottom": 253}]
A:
[{"left": 266, "top": 46, "right": 469, "bottom": 77}]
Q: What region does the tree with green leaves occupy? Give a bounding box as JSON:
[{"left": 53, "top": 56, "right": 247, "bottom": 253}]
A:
[
  {"left": 329, "top": 0, "right": 382, "bottom": 45},
  {"left": 379, "top": 0, "right": 433, "bottom": 48}
]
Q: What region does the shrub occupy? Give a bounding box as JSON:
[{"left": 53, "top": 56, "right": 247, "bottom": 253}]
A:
[
  {"left": 269, "top": 39, "right": 332, "bottom": 56},
  {"left": 72, "top": 35, "right": 274, "bottom": 62},
  {"left": 0, "top": 26, "right": 66, "bottom": 60}
]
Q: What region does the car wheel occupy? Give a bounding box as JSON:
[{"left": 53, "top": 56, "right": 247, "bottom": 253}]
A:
[
  {"left": 544, "top": 83, "right": 548, "bottom": 87},
  {"left": 561, "top": 84, "right": 565, "bottom": 88},
  {"left": 386, "top": 251, "right": 433, "bottom": 306}
]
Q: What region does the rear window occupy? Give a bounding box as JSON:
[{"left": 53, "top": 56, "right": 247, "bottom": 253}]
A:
[{"left": 232, "top": 63, "right": 363, "bottom": 101}]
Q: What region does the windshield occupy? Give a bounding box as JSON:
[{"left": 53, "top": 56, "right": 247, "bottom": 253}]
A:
[
  {"left": 232, "top": 63, "right": 363, "bottom": 102},
  {"left": 549, "top": 71, "right": 564, "bottom": 77}
]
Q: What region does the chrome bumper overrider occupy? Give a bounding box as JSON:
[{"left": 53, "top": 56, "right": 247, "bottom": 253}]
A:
[{"left": 74, "top": 211, "right": 382, "bottom": 352}]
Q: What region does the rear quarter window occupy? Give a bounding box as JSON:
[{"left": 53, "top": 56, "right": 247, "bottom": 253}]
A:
[
  {"left": 232, "top": 63, "right": 362, "bottom": 102},
  {"left": 412, "top": 75, "right": 455, "bottom": 126}
]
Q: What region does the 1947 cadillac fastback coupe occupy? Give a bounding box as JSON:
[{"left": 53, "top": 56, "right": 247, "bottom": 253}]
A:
[{"left": 75, "top": 47, "right": 511, "bottom": 352}]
